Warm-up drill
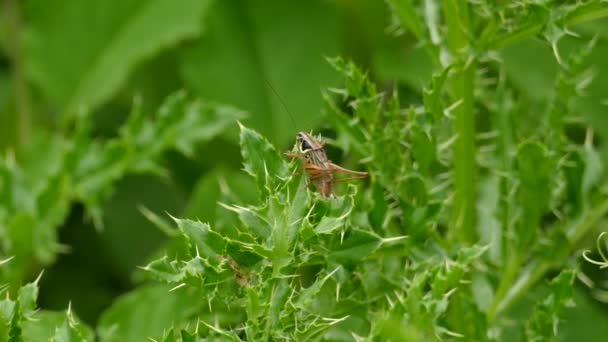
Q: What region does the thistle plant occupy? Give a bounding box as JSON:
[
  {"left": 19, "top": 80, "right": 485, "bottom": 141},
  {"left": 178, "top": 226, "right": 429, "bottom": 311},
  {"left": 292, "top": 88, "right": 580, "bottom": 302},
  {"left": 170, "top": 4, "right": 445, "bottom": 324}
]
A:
[{"left": 1, "top": 1, "right": 608, "bottom": 341}]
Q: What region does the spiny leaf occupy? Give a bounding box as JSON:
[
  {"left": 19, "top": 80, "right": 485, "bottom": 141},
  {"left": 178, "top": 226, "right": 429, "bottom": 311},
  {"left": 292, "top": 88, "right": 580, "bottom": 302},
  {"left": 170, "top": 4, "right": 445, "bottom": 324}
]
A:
[
  {"left": 174, "top": 218, "right": 226, "bottom": 261},
  {"left": 239, "top": 123, "right": 287, "bottom": 197},
  {"left": 50, "top": 307, "right": 94, "bottom": 342},
  {"left": 328, "top": 229, "right": 382, "bottom": 265},
  {"left": 525, "top": 270, "right": 576, "bottom": 341}
]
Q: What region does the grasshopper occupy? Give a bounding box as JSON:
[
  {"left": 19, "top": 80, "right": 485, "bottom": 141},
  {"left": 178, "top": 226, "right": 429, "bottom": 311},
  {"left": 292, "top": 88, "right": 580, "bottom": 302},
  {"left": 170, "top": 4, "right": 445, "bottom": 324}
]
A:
[{"left": 285, "top": 131, "right": 368, "bottom": 197}]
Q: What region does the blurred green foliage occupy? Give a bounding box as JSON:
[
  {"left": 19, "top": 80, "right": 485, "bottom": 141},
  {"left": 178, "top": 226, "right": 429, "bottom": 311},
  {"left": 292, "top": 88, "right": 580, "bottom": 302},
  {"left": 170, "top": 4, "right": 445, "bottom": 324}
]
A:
[{"left": 1, "top": 0, "right": 608, "bottom": 340}]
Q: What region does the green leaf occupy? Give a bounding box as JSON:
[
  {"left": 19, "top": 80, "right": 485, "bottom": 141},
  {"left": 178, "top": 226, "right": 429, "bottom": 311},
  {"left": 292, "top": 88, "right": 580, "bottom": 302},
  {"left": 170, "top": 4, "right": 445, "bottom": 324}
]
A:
[
  {"left": 7, "top": 212, "right": 35, "bottom": 259},
  {"left": 385, "top": 0, "right": 424, "bottom": 40},
  {"left": 70, "top": 93, "right": 237, "bottom": 227},
  {"left": 525, "top": 269, "right": 576, "bottom": 341},
  {"left": 21, "top": 311, "right": 62, "bottom": 342},
  {"left": 501, "top": 38, "right": 557, "bottom": 101},
  {"left": 50, "top": 309, "right": 94, "bottom": 342},
  {"left": 0, "top": 299, "right": 15, "bottom": 341},
  {"left": 24, "top": 0, "right": 214, "bottom": 116},
  {"left": 97, "top": 285, "right": 204, "bottom": 342},
  {"left": 488, "top": 4, "right": 550, "bottom": 50},
  {"left": 142, "top": 257, "right": 185, "bottom": 283},
  {"left": 17, "top": 282, "right": 38, "bottom": 316},
  {"left": 239, "top": 124, "right": 287, "bottom": 197},
  {"left": 294, "top": 267, "right": 339, "bottom": 310},
  {"left": 185, "top": 167, "right": 257, "bottom": 226},
  {"left": 180, "top": 329, "right": 196, "bottom": 342},
  {"left": 174, "top": 218, "right": 226, "bottom": 261},
  {"left": 179, "top": 0, "right": 339, "bottom": 144},
  {"left": 398, "top": 174, "right": 428, "bottom": 207},
  {"left": 34, "top": 174, "right": 70, "bottom": 263},
  {"left": 564, "top": 1, "right": 608, "bottom": 25},
  {"left": 329, "top": 229, "right": 382, "bottom": 265},
  {"left": 423, "top": 66, "right": 450, "bottom": 121},
  {"left": 515, "top": 142, "right": 552, "bottom": 249},
  {"left": 315, "top": 216, "right": 343, "bottom": 235},
  {"left": 160, "top": 328, "right": 175, "bottom": 342},
  {"left": 313, "top": 190, "right": 354, "bottom": 235}
]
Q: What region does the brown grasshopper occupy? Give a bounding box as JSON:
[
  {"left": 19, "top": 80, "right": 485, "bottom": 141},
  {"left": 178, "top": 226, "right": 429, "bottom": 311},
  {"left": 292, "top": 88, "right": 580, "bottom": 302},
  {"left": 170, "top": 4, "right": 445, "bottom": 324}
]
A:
[{"left": 284, "top": 131, "right": 368, "bottom": 197}]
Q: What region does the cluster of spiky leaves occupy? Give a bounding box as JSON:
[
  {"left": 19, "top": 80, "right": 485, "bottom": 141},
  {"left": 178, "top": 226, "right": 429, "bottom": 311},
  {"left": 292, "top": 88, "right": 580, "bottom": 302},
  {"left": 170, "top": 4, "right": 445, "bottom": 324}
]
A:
[
  {"left": 0, "top": 93, "right": 242, "bottom": 340},
  {"left": 131, "top": 47, "right": 600, "bottom": 340},
  {"left": 138, "top": 122, "right": 489, "bottom": 341},
  {"left": 0, "top": 265, "right": 93, "bottom": 341}
]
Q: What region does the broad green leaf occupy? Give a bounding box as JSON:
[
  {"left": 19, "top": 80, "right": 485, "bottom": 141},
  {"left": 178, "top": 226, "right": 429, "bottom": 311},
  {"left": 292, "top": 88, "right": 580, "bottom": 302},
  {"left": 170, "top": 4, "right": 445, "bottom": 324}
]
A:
[
  {"left": 24, "top": 0, "right": 214, "bottom": 116},
  {"left": 179, "top": 0, "right": 339, "bottom": 144},
  {"left": 501, "top": 39, "right": 557, "bottom": 101},
  {"left": 97, "top": 285, "right": 204, "bottom": 342}
]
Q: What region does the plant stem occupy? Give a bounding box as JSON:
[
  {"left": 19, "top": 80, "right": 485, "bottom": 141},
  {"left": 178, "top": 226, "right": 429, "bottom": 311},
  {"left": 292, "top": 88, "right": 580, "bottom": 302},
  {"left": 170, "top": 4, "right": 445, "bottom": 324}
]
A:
[
  {"left": 486, "top": 252, "right": 521, "bottom": 319},
  {"left": 443, "top": 0, "right": 477, "bottom": 244},
  {"left": 490, "top": 195, "right": 608, "bottom": 318}
]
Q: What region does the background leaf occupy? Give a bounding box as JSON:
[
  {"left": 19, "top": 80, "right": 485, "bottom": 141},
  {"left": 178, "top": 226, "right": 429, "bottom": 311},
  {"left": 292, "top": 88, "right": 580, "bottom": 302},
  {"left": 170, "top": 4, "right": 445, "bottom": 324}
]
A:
[
  {"left": 179, "top": 0, "right": 340, "bottom": 144},
  {"left": 23, "top": 0, "right": 214, "bottom": 116}
]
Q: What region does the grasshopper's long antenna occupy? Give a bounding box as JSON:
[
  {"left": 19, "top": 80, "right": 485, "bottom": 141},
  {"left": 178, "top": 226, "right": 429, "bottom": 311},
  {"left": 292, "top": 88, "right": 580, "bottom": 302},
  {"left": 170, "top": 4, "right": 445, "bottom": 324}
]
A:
[{"left": 263, "top": 78, "right": 298, "bottom": 130}]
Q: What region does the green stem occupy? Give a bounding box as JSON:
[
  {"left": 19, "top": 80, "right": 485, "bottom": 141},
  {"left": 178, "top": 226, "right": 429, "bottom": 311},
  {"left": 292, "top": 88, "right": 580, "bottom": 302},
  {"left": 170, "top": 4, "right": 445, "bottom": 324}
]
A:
[
  {"left": 486, "top": 252, "right": 521, "bottom": 319},
  {"left": 444, "top": 0, "right": 477, "bottom": 244},
  {"left": 490, "top": 195, "right": 608, "bottom": 317}
]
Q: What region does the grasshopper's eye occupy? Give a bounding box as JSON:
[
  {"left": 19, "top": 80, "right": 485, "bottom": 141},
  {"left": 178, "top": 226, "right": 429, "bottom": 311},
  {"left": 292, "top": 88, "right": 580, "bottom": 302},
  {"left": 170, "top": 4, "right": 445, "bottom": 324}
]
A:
[
  {"left": 300, "top": 139, "right": 313, "bottom": 151},
  {"left": 297, "top": 133, "right": 313, "bottom": 152}
]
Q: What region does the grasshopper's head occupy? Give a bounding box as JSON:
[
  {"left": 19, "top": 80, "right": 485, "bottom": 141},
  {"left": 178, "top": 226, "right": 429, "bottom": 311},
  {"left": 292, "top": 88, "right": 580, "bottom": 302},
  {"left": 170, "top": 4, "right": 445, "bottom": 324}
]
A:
[{"left": 296, "top": 131, "right": 317, "bottom": 152}]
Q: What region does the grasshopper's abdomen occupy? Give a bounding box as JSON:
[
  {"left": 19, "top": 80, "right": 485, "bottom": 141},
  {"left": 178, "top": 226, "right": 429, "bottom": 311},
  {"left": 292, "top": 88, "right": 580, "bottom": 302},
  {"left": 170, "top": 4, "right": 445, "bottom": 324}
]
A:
[{"left": 313, "top": 177, "right": 333, "bottom": 198}]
